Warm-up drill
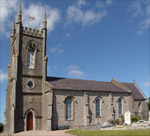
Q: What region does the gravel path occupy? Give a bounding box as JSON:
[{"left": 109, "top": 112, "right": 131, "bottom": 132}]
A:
[{"left": 1, "top": 130, "right": 74, "bottom": 136}]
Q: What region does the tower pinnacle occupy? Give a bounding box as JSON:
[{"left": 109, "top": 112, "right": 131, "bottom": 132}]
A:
[
  {"left": 44, "top": 10, "right": 47, "bottom": 22},
  {"left": 11, "top": 19, "right": 15, "bottom": 36},
  {"left": 17, "top": 2, "right": 22, "bottom": 23},
  {"left": 42, "top": 10, "right": 47, "bottom": 29}
]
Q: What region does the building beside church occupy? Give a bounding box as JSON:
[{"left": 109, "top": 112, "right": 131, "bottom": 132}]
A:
[{"left": 4, "top": 4, "right": 148, "bottom": 133}]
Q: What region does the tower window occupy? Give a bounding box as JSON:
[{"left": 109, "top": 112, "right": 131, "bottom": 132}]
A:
[
  {"left": 27, "top": 43, "right": 36, "bottom": 68},
  {"left": 27, "top": 81, "right": 34, "bottom": 89},
  {"left": 27, "top": 81, "right": 33, "bottom": 88},
  {"left": 27, "top": 51, "right": 34, "bottom": 68}
]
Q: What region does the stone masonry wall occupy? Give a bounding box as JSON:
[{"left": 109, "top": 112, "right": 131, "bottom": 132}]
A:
[
  {"left": 21, "top": 35, "right": 43, "bottom": 76},
  {"left": 23, "top": 94, "right": 42, "bottom": 129},
  {"left": 133, "top": 100, "right": 148, "bottom": 120},
  {"left": 52, "top": 90, "right": 132, "bottom": 129},
  {"left": 53, "top": 90, "right": 84, "bottom": 129}
]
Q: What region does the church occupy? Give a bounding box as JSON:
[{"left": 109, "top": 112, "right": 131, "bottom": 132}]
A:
[{"left": 4, "top": 4, "right": 148, "bottom": 133}]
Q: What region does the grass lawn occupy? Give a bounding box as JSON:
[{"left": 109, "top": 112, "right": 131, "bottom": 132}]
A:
[{"left": 66, "top": 129, "right": 150, "bottom": 136}]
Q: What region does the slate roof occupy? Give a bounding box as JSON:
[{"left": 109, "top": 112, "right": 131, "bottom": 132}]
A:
[
  {"left": 47, "top": 76, "right": 146, "bottom": 101},
  {"left": 122, "top": 82, "right": 146, "bottom": 100}
]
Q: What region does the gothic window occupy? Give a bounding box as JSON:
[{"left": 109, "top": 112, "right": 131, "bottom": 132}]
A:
[
  {"left": 27, "top": 51, "right": 34, "bottom": 68},
  {"left": 118, "top": 98, "right": 123, "bottom": 115},
  {"left": 27, "top": 43, "right": 36, "bottom": 68},
  {"left": 66, "top": 97, "right": 73, "bottom": 120},
  {"left": 95, "top": 97, "right": 101, "bottom": 117},
  {"left": 138, "top": 102, "right": 141, "bottom": 110}
]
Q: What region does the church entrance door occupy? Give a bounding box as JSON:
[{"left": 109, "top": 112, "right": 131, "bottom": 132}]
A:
[{"left": 27, "top": 112, "right": 33, "bottom": 130}]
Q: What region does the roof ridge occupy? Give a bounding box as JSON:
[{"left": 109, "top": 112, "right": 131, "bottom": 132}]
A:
[
  {"left": 47, "top": 76, "right": 111, "bottom": 83},
  {"left": 121, "top": 82, "right": 133, "bottom": 84},
  {"left": 133, "top": 82, "right": 147, "bottom": 99},
  {"left": 111, "top": 78, "right": 131, "bottom": 93}
]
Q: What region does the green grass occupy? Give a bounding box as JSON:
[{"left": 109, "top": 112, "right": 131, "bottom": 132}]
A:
[{"left": 66, "top": 129, "right": 150, "bottom": 136}]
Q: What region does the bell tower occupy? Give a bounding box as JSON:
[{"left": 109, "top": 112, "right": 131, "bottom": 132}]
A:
[{"left": 5, "top": 3, "right": 47, "bottom": 133}]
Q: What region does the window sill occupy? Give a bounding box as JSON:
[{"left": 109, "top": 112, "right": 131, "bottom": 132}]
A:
[
  {"left": 66, "top": 119, "right": 74, "bottom": 121},
  {"left": 96, "top": 116, "right": 101, "bottom": 118},
  {"left": 27, "top": 67, "right": 35, "bottom": 69}
]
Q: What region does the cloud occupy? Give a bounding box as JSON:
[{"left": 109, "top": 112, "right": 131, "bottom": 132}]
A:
[
  {"left": 22, "top": 3, "right": 61, "bottom": 32},
  {"left": 0, "top": 0, "right": 18, "bottom": 36},
  {"left": 67, "top": 70, "right": 85, "bottom": 78},
  {"left": 65, "top": 32, "right": 71, "bottom": 38},
  {"left": 128, "top": 1, "right": 149, "bottom": 36},
  {"left": 128, "top": 1, "right": 144, "bottom": 17},
  {"left": 0, "top": 0, "right": 18, "bottom": 22},
  {"left": 139, "top": 17, "right": 150, "bottom": 30},
  {"left": 50, "top": 44, "right": 64, "bottom": 54},
  {"left": 66, "top": 1, "right": 107, "bottom": 26},
  {"left": 65, "top": 65, "right": 86, "bottom": 78},
  {"left": 77, "top": 0, "right": 86, "bottom": 7},
  {"left": 95, "top": 0, "right": 113, "bottom": 8},
  {"left": 0, "top": 70, "right": 8, "bottom": 83},
  {"left": 66, "top": 4, "right": 107, "bottom": 26},
  {"left": 143, "top": 82, "right": 150, "bottom": 87},
  {"left": 136, "top": 18, "right": 150, "bottom": 36},
  {"left": 65, "top": 65, "right": 79, "bottom": 71},
  {"left": 95, "top": 1, "right": 105, "bottom": 8},
  {"left": 83, "top": 10, "right": 107, "bottom": 26},
  {"left": 147, "top": 3, "right": 150, "bottom": 15},
  {"left": 106, "top": 0, "right": 112, "bottom": 5},
  {"left": 136, "top": 30, "right": 143, "bottom": 36},
  {"left": 0, "top": 1, "right": 61, "bottom": 37}
]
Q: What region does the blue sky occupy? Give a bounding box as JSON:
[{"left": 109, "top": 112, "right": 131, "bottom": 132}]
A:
[{"left": 0, "top": 0, "right": 149, "bottom": 123}]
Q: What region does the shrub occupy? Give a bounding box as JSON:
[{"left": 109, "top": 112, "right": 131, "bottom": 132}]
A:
[
  {"left": 120, "top": 115, "right": 124, "bottom": 123},
  {"left": 0, "top": 123, "right": 4, "bottom": 133},
  {"left": 131, "top": 115, "right": 141, "bottom": 122},
  {"left": 114, "top": 119, "right": 120, "bottom": 124}
]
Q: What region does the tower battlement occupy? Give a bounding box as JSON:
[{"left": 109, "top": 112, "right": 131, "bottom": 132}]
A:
[{"left": 23, "top": 27, "right": 43, "bottom": 37}]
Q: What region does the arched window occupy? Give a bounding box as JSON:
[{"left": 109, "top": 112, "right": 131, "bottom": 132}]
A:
[
  {"left": 27, "top": 42, "right": 36, "bottom": 68},
  {"left": 138, "top": 102, "right": 141, "bottom": 110},
  {"left": 66, "top": 97, "right": 73, "bottom": 120},
  {"left": 118, "top": 98, "right": 123, "bottom": 115},
  {"left": 95, "top": 97, "right": 101, "bottom": 117}
]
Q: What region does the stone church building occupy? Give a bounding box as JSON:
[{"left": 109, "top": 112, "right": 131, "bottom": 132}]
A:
[{"left": 4, "top": 4, "right": 148, "bottom": 133}]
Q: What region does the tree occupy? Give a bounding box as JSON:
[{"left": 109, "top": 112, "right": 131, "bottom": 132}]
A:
[
  {"left": 0, "top": 123, "right": 4, "bottom": 132},
  {"left": 148, "top": 97, "right": 150, "bottom": 111}
]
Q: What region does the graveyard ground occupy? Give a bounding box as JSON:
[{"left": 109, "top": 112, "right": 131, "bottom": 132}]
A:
[{"left": 66, "top": 129, "right": 150, "bottom": 136}]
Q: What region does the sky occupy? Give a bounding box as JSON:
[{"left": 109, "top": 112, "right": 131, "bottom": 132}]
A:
[{"left": 0, "top": 0, "right": 150, "bottom": 123}]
